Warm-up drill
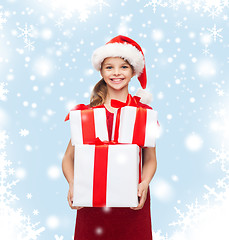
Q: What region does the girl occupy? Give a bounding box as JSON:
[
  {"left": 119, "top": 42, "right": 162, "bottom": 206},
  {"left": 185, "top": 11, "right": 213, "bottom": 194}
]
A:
[{"left": 62, "top": 35, "right": 157, "bottom": 240}]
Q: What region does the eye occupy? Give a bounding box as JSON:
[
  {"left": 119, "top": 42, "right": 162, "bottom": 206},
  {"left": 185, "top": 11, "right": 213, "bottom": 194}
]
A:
[
  {"left": 106, "top": 66, "right": 112, "bottom": 69},
  {"left": 122, "top": 65, "right": 129, "bottom": 69}
]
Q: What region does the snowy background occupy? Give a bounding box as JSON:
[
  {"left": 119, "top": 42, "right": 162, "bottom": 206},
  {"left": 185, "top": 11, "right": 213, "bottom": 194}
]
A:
[{"left": 0, "top": 0, "right": 229, "bottom": 239}]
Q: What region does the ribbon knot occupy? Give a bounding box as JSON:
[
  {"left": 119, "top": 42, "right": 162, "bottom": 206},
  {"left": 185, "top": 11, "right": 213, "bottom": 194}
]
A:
[{"left": 110, "top": 94, "right": 141, "bottom": 108}]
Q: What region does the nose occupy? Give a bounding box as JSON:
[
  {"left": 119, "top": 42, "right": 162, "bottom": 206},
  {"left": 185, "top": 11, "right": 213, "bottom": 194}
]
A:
[{"left": 113, "top": 67, "right": 120, "bottom": 75}]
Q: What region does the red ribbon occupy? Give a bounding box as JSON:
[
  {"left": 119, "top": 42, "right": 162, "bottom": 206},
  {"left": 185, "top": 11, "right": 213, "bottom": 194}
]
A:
[
  {"left": 93, "top": 144, "right": 108, "bottom": 207},
  {"left": 111, "top": 95, "right": 147, "bottom": 147},
  {"left": 110, "top": 94, "right": 141, "bottom": 108},
  {"left": 64, "top": 104, "right": 89, "bottom": 121},
  {"left": 92, "top": 137, "right": 142, "bottom": 207},
  {"left": 81, "top": 109, "right": 96, "bottom": 144},
  {"left": 111, "top": 94, "right": 140, "bottom": 143},
  {"left": 132, "top": 107, "right": 147, "bottom": 146},
  {"left": 65, "top": 104, "right": 97, "bottom": 144}
]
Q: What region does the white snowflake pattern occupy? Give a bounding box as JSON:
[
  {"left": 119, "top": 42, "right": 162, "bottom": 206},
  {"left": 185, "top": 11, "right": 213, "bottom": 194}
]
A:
[
  {"left": 54, "top": 234, "right": 64, "bottom": 240},
  {"left": 144, "top": 0, "right": 229, "bottom": 19},
  {"left": 25, "top": 38, "right": 35, "bottom": 51},
  {"left": 202, "top": 0, "right": 225, "bottom": 19},
  {"left": 152, "top": 230, "right": 168, "bottom": 240},
  {"left": 0, "top": 8, "right": 7, "bottom": 29},
  {"left": 19, "top": 129, "right": 30, "bottom": 137},
  {"left": 0, "top": 82, "right": 9, "bottom": 101},
  {"left": 17, "top": 24, "right": 34, "bottom": 42},
  {"left": 169, "top": 199, "right": 204, "bottom": 231},
  {"left": 202, "top": 45, "right": 210, "bottom": 56},
  {"left": 169, "top": 143, "right": 229, "bottom": 238},
  {"left": 96, "top": 0, "right": 110, "bottom": 11},
  {"left": 55, "top": 18, "right": 64, "bottom": 29},
  {"left": 17, "top": 23, "right": 35, "bottom": 51},
  {"left": 207, "top": 24, "right": 223, "bottom": 42},
  {"left": 210, "top": 144, "right": 229, "bottom": 174},
  {"left": 144, "top": 0, "right": 168, "bottom": 13},
  {"left": 0, "top": 130, "right": 9, "bottom": 150},
  {"left": 79, "top": 10, "right": 90, "bottom": 22},
  {"left": 168, "top": 0, "right": 181, "bottom": 10},
  {"left": 0, "top": 131, "right": 45, "bottom": 239}
]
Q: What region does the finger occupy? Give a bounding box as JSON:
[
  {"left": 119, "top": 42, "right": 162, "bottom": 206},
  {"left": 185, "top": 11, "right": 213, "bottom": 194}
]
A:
[
  {"left": 131, "top": 190, "right": 146, "bottom": 210},
  {"left": 138, "top": 184, "right": 145, "bottom": 197}
]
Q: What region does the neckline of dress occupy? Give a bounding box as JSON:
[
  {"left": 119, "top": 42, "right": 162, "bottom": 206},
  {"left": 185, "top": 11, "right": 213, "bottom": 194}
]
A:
[{"left": 103, "top": 104, "right": 115, "bottom": 114}]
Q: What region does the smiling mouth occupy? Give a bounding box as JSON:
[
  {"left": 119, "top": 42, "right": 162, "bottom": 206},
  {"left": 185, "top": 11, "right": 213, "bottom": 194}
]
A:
[{"left": 110, "top": 78, "right": 124, "bottom": 82}]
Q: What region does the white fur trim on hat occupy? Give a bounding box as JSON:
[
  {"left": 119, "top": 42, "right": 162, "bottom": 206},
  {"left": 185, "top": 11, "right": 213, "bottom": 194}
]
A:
[
  {"left": 91, "top": 42, "right": 145, "bottom": 76},
  {"left": 135, "top": 88, "right": 153, "bottom": 105}
]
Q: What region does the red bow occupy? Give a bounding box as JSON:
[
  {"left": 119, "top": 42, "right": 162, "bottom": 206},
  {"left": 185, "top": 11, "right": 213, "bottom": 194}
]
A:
[
  {"left": 64, "top": 104, "right": 89, "bottom": 121},
  {"left": 110, "top": 94, "right": 141, "bottom": 108}
]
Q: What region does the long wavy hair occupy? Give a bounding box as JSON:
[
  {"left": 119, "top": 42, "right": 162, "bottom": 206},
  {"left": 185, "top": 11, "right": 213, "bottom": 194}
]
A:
[{"left": 90, "top": 78, "right": 108, "bottom": 107}]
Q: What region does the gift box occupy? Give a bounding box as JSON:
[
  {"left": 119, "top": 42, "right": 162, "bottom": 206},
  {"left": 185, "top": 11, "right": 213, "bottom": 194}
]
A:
[
  {"left": 111, "top": 106, "right": 159, "bottom": 147},
  {"left": 73, "top": 143, "right": 142, "bottom": 207},
  {"left": 69, "top": 108, "right": 109, "bottom": 145}
]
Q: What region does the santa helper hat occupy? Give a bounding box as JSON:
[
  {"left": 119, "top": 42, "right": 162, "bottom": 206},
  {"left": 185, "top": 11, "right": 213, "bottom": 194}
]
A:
[{"left": 91, "top": 35, "right": 152, "bottom": 104}]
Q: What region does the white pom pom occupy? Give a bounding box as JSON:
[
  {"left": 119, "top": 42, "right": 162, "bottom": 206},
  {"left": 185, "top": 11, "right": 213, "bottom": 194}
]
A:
[{"left": 135, "top": 88, "right": 153, "bottom": 105}]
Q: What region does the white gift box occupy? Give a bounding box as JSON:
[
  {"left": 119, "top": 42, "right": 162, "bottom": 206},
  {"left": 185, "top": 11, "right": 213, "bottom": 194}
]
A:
[
  {"left": 70, "top": 108, "right": 109, "bottom": 145},
  {"left": 73, "top": 144, "right": 142, "bottom": 207},
  {"left": 111, "top": 106, "right": 159, "bottom": 147}
]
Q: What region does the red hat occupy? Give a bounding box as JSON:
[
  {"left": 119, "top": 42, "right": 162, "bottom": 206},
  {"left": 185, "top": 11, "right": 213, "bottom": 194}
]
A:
[{"left": 91, "top": 35, "right": 147, "bottom": 89}]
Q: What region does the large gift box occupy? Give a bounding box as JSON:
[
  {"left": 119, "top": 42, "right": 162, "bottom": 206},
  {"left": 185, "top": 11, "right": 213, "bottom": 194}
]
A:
[
  {"left": 111, "top": 106, "right": 159, "bottom": 147},
  {"left": 73, "top": 143, "right": 142, "bottom": 207},
  {"left": 69, "top": 107, "right": 109, "bottom": 145}
]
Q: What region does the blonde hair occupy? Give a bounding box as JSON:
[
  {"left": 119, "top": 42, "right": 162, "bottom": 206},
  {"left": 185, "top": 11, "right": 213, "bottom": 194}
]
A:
[
  {"left": 90, "top": 78, "right": 107, "bottom": 107},
  {"left": 90, "top": 58, "right": 134, "bottom": 107}
]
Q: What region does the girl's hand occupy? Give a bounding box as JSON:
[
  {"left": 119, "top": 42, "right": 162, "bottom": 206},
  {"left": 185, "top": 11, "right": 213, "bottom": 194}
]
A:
[
  {"left": 67, "top": 182, "right": 84, "bottom": 210},
  {"left": 130, "top": 180, "right": 148, "bottom": 210}
]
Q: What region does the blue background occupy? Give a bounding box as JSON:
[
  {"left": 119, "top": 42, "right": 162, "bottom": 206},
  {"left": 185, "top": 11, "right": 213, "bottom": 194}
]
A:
[{"left": 0, "top": 0, "right": 228, "bottom": 239}]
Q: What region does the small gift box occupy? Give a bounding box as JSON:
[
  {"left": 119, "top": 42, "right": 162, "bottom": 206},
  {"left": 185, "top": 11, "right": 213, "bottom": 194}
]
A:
[
  {"left": 73, "top": 143, "right": 142, "bottom": 207},
  {"left": 67, "top": 106, "right": 109, "bottom": 145},
  {"left": 111, "top": 106, "right": 159, "bottom": 147}
]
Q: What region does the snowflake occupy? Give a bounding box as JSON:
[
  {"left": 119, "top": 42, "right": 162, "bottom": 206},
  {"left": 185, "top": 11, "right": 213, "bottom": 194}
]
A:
[
  {"left": 169, "top": 199, "right": 204, "bottom": 231},
  {"left": 144, "top": 0, "right": 229, "bottom": 21},
  {"left": 210, "top": 144, "right": 229, "bottom": 174},
  {"left": 207, "top": 24, "right": 223, "bottom": 42},
  {"left": 175, "top": 21, "right": 183, "bottom": 28},
  {"left": 79, "top": 10, "right": 90, "bottom": 22},
  {"left": 55, "top": 18, "right": 64, "bottom": 29},
  {"left": 168, "top": 0, "right": 181, "bottom": 10},
  {"left": 33, "top": 209, "right": 39, "bottom": 215},
  {"left": 216, "top": 88, "right": 225, "bottom": 96},
  {"left": 96, "top": 0, "right": 110, "bottom": 11},
  {"left": 0, "top": 131, "right": 45, "bottom": 239},
  {"left": 169, "top": 142, "right": 229, "bottom": 238},
  {"left": 193, "top": 0, "right": 202, "bottom": 12},
  {"left": 202, "top": 0, "right": 224, "bottom": 19},
  {"left": 19, "top": 129, "right": 30, "bottom": 137},
  {"left": 26, "top": 193, "right": 32, "bottom": 199},
  {"left": 25, "top": 38, "right": 35, "bottom": 51},
  {"left": 202, "top": 45, "right": 210, "bottom": 55},
  {"left": 144, "top": 0, "right": 168, "bottom": 13},
  {"left": 17, "top": 23, "right": 34, "bottom": 42},
  {"left": 0, "top": 130, "right": 9, "bottom": 150},
  {"left": 0, "top": 9, "right": 7, "bottom": 29},
  {"left": 0, "top": 82, "right": 9, "bottom": 101},
  {"left": 152, "top": 230, "right": 168, "bottom": 240},
  {"left": 17, "top": 23, "right": 35, "bottom": 50},
  {"left": 54, "top": 235, "right": 64, "bottom": 240}
]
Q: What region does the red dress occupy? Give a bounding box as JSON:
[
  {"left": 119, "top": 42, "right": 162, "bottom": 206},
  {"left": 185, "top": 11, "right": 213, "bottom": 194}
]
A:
[{"left": 74, "top": 103, "right": 153, "bottom": 240}]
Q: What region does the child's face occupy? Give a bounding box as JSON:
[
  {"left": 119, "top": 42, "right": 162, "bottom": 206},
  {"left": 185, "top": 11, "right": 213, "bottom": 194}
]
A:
[{"left": 100, "top": 57, "right": 135, "bottom": 92}]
